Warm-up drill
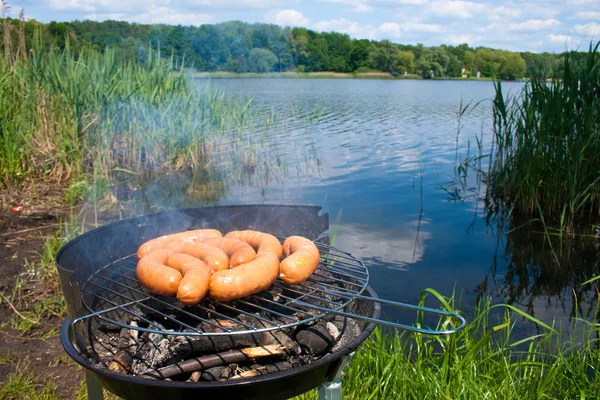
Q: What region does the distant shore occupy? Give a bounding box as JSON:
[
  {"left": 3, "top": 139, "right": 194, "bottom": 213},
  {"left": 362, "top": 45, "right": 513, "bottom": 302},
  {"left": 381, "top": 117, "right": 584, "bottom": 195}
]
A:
[
  {"left": 189, "top": 71, "right": 509, "bottom": 81},
  {"left": 190, "top": 71, "right": 406, "bottom": 79}
]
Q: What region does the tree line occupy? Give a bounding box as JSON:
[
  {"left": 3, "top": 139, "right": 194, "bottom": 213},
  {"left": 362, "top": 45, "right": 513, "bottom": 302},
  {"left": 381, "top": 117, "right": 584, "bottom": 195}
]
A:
[{"left": 0, "top": 18, "right": 587, "bottom": 79}]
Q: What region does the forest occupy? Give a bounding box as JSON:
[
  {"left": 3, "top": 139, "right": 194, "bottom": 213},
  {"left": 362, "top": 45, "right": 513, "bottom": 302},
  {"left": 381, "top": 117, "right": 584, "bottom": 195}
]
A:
[{"left": 0, "top": 17, "right": 578, "bottom": 79}]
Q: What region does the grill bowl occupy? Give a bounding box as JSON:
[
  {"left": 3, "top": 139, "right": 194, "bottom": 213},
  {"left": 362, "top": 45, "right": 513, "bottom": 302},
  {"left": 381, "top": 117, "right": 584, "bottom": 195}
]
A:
[
  {"left": 57, "top": 205, "right": 379, "bottom": 399},
  {"left": 61, "top": 286, "right": 380, "bottom": 400}
]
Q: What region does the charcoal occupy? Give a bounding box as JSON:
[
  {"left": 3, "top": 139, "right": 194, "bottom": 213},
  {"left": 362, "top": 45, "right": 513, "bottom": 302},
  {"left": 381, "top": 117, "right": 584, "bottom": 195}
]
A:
[
  {"left": 295, "top": 323, "right": 333, "bottom": 355},
  {"left": 326, "top": 322, "right": 340, "bottom": 341},
  {"left": 187, "top": 371, "right": 201, "bottom": 382},
  {"left": 220, "top": 366, "right": 233, "bottom": 379},
  {"left": 201, "top": 366, "right": 227, "bottom": 381}
]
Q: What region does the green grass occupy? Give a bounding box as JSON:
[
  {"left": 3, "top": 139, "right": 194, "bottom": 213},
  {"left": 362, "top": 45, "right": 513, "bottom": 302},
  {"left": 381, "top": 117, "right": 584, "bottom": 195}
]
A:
[
  {"left": 0, "top": 363, "right": 62, "bottom": 400},
  {"left": 488, "top": 42, "right": 600, "bottom": 232},
  {"left": 295, "top": 288, "right": 600, "bottom": 400}
]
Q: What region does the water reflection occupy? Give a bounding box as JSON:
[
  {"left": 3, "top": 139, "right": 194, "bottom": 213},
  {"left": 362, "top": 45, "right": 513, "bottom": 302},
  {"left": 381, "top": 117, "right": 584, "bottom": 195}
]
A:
[
  {"left": 333, "top": 221, "right": 431, "bottom": 271},
  {"left": 117, "top": 78, "right": 600, "bottom": 337},
  {"left": 485, "top": 218, "right": 600, "bottom": 323}
]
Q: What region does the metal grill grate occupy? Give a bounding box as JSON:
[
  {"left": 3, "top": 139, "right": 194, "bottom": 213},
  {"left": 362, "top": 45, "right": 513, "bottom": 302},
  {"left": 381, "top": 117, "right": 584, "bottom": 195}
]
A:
[{"left": 74, "top": 242, "right": 370, "bottom": 336}]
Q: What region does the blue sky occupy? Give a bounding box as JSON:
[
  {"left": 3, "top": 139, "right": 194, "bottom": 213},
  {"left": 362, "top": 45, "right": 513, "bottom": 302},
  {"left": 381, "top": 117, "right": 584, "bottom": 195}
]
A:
[{"left": 4, "top": 0, "right": 600, "bottom": 53}]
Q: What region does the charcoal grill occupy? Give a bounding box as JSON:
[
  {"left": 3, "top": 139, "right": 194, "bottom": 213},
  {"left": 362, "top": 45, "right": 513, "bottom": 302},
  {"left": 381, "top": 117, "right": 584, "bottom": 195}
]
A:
[{"left": 56, "top": 205, "right": 466, "bottom": 400}]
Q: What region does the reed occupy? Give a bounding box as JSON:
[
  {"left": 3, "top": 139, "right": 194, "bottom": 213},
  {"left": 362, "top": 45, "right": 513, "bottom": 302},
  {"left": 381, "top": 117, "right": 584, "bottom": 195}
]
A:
[
  {"left": 0, "top": 28, "right": 268, "bottom": 195},
  {"left": 487, "top": 42, "right": 600, "bottom": 232}
]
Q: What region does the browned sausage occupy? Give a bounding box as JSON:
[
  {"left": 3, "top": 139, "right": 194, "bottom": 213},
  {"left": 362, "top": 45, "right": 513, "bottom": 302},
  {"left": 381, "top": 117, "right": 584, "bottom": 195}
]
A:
[
  {"left": 201, "top": 237, "right": 256, "bottom": 268},
  {"left": 209, "top": 252, "right": 280, "bottom": 302},
  {"left": 165, "top": 253, "right": 211, "bottom": 304},
  {"left": 279, "top": 236, "right": 321, "bottom": 285},
  {"left": 137, "top": 229, "right": 222, "bottom": 259},
  {"left": 165, "top": 242, "right": 229, "bottom": 272},
  {"left": 136, "top": 249, "right": 181, "bottom": 296},
  {"left": 225, "top": 230, "right": 283, "bottom": 259}
]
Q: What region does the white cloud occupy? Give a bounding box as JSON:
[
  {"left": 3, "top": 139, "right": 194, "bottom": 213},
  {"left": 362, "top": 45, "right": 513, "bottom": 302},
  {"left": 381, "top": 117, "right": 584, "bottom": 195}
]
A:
[
  {"left": 402, "top": 22, "right": 443, "bottom": 33},
  {"left": 266, "top": 9, "right": 308, "bottom": 26},
  {"left": 46, "top": 0, "right": 96, "bottom": 11},
  {"left": 46, "top": 0, "right": 150, "bottom": 12},
  {"left": 395, "top": 0, "right": 428, "bottom": 4},
  {"left": 354, "top": 3, "right": 374, "bottom": 12},
  {"left": 86, "top": 6, "right": 213, "bottom": 26},
  {"left": 313, "top": 18, "right": 373, "bottom": 36},
  {"left": 572, "top": 22, "right": 600, "bottom": 36},
  {"left": 427, "top": 0, "right": 524, "bottom": 22},
  {"left": 319, "top": 0, "right": 373, "bottom": 13},
  {"left": 547, "top": 34, "right": 572, "bottom": 43},
  {"left": 185, "top": 0, "right": 294, "bottom": 9},
  {"left": 85, "top": 13, "right": 126, "bottom": 20},
  {"left": 131, "top": 6, "right": 213, "bottom": 26},
  {"left": 573, "top": 11, "right": 600, "bottom": 20},
  {"left": 447, "top": 34, "right": 481, "bottom": 45},
  {"left": 428, "top": 0, "right": 483, "bottom": 18},
  {"left": 567, "top": 0, "right": 598, "bottom": 4},
  {"left": 509, "top": 19, "right": 560, "bottom": 32},
  {"left": 547, "top": 34, "right": 581, "bottom": 50},
  {"left": 488, "top": 5, "right": 522, "bottom": 20},
  {"left": 376, "top": 22, "right": 402, "bottom": 36},
  {"left": 312, "top": 19, "right": 442, "bottom": 40}
]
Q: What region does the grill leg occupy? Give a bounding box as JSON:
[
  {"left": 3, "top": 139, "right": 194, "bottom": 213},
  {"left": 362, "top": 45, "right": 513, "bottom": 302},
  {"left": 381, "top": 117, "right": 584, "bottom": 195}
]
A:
[
  {"left": 317, "top": 350, "right": 355, "bottom": 400},
  {"left": 86, "top": 370, "right": 104, "bottom": 400},
  {"left": 318, "top": 380, "right": 342, "bottom": 400}
]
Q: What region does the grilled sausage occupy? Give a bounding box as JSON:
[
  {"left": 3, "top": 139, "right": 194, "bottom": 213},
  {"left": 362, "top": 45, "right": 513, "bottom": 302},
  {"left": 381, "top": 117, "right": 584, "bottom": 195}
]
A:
[
  {"left": 225, "top": 230, "right": 283, "bottom": 259},
  {"left": 209, "top": 253, "right": 280, "bottom": 302},
  {"left": 165, "top": 242, "right": 229, "bottom": 272},
  {"left": 136, "top": 249, "right": 181, "bottom": 296},
  {"left": 137, "top": 229, "right": 222, "bottom": 259},
  {"left": 165, "top": 253, "right": 211, "bottom": 304},
  {"left": 201, "top": 237, "right": 257, "bottom": 268},
  {"left": 279, "top": 236, "right": 321, "bottom": 285}
]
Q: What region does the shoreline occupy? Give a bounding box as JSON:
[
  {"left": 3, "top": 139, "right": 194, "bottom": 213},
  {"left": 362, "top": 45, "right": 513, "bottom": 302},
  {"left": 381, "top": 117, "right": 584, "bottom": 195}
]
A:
[{"left": 189, "top": 71, "right": 505, "bottom": 81}]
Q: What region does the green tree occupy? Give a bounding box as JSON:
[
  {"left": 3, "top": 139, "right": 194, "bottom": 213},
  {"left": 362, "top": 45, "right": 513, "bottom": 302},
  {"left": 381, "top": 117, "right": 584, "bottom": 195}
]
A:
[
  {"left": 463, "top": 50, "right": 475, "bottom": 72},
  {"left": 349, "top": 39, "right": 371, "bottom": 71},
  {"left": 322, "top": 32, "right": 352, "bottom": 72},
  {"left": 368, "top": 40, "right": 398, "bottom": 73},
  {"left": 499, "top": 52, "right": 526, "bottom": 80},
  {"left": 416, "top": 58, "right": 433, "bottom": 78},
  {"left": 291, "top": 27, "right": 310, "bottom": 69},
  {"left": 396, "top": 50, "right": 415, "bottom": 74},
  {"left": 224, "top": 55, "right": 246, "bottom": 73},
  {"left": 475, "top": 47, "right": 501, "bottom": 78},
  {"left": 247, "top": 48, "right": 277, "bottom": 72},
  {"left": 306, "top": 33, "right": 328, "bottom": 71},
  {"left": 446, "top": 55, "right": 463, "bottom": 77}
]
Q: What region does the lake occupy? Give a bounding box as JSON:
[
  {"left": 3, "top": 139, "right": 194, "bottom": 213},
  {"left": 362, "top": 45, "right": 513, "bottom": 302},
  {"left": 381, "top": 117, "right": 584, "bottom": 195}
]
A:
[{"left": 158, "top": 78, "right": 600, "bottom": 336}]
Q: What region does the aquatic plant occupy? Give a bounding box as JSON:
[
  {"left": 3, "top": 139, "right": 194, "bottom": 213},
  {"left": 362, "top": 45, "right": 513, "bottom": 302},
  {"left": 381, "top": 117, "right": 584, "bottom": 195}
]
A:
[{"left": 488, "top": 42, "right": 600, "bottom": 232}]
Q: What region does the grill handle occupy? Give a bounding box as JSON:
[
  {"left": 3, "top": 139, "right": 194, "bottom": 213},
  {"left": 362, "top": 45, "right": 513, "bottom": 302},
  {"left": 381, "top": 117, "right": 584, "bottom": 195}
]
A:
[{"left": 298, "top": 292, "right": 467, "bottom": 336}]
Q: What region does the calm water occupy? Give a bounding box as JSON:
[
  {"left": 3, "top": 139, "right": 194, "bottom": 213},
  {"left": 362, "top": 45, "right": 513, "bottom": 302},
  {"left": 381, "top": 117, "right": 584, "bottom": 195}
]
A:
[{"left": 161, "top": 79, "right": 600, "bottom": 335}]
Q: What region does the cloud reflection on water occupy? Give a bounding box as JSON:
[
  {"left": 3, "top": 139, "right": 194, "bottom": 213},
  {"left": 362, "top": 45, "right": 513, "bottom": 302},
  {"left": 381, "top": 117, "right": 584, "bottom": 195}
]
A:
[{"left": 333, "top": 220, "right": 431, "bottom": 271}]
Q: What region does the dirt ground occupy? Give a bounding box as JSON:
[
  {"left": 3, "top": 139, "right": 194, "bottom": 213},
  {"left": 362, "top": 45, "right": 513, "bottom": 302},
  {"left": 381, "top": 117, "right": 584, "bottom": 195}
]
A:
[{"left": 0, "top": 185, "right": 84, "bottom": 398}]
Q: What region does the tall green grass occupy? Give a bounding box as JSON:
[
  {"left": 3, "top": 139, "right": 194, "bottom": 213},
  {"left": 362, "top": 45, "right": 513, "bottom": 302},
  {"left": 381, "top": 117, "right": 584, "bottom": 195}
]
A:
[
  {"left": 296, "top": 288, "right": 600, "bottom": 399},
  {"left": 0, "top": 27, "right": 265, "bottom": 193},
  {"left": 488, "top": 42, "right": 600, "bottom": 232}
]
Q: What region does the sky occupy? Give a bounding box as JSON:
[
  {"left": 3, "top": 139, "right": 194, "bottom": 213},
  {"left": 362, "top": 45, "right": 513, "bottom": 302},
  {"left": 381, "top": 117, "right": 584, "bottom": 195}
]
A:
[{"left": 4, "top": 0, "right": 600, "bottom": 53}]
